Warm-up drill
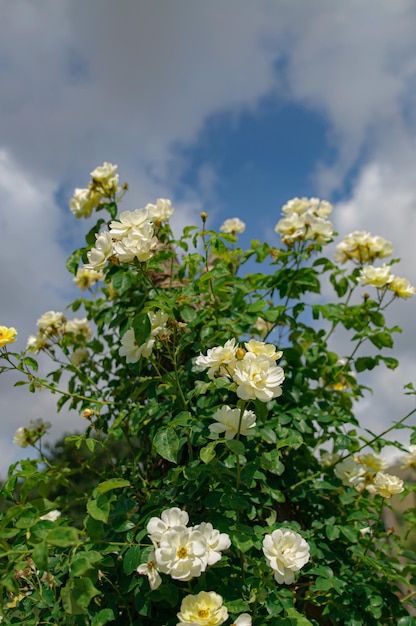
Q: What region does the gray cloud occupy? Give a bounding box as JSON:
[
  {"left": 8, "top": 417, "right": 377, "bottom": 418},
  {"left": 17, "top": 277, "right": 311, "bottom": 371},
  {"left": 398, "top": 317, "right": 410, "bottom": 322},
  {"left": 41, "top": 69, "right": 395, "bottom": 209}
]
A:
[{"left": 1, "top": 0, "right": 416, "bottom": 473}]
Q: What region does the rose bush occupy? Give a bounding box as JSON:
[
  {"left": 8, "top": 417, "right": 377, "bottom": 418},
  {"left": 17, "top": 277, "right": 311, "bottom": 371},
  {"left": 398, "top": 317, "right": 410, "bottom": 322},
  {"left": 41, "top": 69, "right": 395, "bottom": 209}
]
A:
[{"left": 0, "top": 164, "right": 415, "bottom": 625}]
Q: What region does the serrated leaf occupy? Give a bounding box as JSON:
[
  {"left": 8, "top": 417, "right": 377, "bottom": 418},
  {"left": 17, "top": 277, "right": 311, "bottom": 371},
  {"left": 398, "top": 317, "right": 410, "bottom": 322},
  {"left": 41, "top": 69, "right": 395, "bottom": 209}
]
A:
[{"left": 153, "top": 428, "right": 179, "bottom": 463}]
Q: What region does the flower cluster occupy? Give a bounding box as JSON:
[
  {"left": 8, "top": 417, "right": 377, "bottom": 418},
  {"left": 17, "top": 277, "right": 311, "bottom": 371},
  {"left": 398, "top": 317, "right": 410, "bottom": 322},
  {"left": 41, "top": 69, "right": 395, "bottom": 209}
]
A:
[
  {"left": 274, "top": 197, "right": 334, "bottom": 246},
  {"left": 262, "top": 528, "right": 310, "bottom": 584},
  {"left": 195, "top": 339, "right": 284, "bottom": 402},
  {"left": 13, "top": 419, "right": 51, "bottom": 448},
  {"left": 358, "top": 264, "right": 415, "bottom": 298},
  {"left": 0, "top": 325, "right": 17, "bottom": 348},
  {"left": 138, "top": 507, "right": 231, "bottom": 588},
  {"left": 73, "top": 267, "right": 103, "bottom": 291},
  {"left": 119, "top": 310, "right": 170, "bottom": 363},
  {"left": 334, "top": 231, "right": 393, "bottom": 264},
  {"left": 69, "top": 162, "right": 121, "bottom": 219},
  {"left": 85, "top": 200, "right": 174, "bottom": 271},
  {"left": 27, "top": 312, "right": 92, "bottom": 358},
  {"left": 333, "top": 454, "right": 405, "bottom": 497}
]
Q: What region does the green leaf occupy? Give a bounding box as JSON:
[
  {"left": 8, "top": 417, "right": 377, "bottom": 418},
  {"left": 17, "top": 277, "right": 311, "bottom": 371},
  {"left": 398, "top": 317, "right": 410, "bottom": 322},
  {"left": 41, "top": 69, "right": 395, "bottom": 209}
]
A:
[
  {"left": 132, "top": 312, "right": 151, "bottom": 346},
  {"left": 46, "top": 527, "right": 79, "bottom": 547},
  {"left": 286, "top": 607, "right": 314, "bottom": 624},
  {"left": 87, "top": 499, "right": 110, "bottom": 524},
  {"left": 95, "top": 478, "right": 131, "bottom": 495},
  {"left": 66, "top": 248, "right": 83, "bottom": 275},
  {"left": 92, "top": 609, "right": 116, "bottom": 626},
  {"left": 369, "top": 331, "right": 394, "bottom": 349},
  {"left": 226, "top": 599, "right": 251, "bottom": 613},
  {"left": 32, "top": 540, "right": 48, "bottom": 570},
  {"left": 225, "top": 439, "right": 245, "bottom": 455},
  {"left": 71, "top": 551, "right": 102, "bottom": 576},
  {"left": 326, "top": 524, "right": 340, "bottom": 541},
  {"left": 123, "top": 545, "right": 142, "bottom": 575},
  {"left": 355, "top": 356, "right": 378, "bottom": 372},
  {"left": 200, "top": 442, "right": 217, "bottom": 464},
  {"left": 62, "top": 577, "right": 100, "bottom": 613},
  {"left": 22, "top": 356, "right": 39, "bottom": 371},
  {"left": 153, "top": 428, "right": 179, "bottom": 463}
]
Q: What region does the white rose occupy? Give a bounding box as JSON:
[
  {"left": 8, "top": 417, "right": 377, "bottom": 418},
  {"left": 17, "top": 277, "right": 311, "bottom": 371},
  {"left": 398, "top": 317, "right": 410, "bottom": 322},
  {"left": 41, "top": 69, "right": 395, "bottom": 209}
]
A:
[
  {"left": 220, "top": 217, "right": 246, "bottom": 234},
  {"left": 194, "top": 338, "right": 238, "bottom": 379},
  {"left": 155, "top": 526, "right": 208, "bottom": 581},
  {"left": 209, "top": 405, "right": 256, "bottom": 439},
  {"left": 262, "top": 528, "right": 310, "bottom": 584},
  {"left": 146, "top": 198, "right": 174, "bottom": 222},
  {"left": 359, "top": 264, "right": 394, "bottom": 288},
  {"left": 388, "top": 276, "right": 415, "bottom": 299},
  {"left": 233, "top": 352, "right": 285, "bottom": 402},
  {"left": 373, "top": 472, "right": 405, "bottom": 498},
  {"left": 85, "top": 231, "right": 114, "bottom": 271}
]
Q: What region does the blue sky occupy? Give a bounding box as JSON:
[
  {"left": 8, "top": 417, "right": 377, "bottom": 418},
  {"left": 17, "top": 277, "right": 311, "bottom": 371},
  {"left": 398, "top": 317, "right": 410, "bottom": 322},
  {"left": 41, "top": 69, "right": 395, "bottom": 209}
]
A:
[{"left": 1, "top": 0, "right": 416, "bottom": 471}]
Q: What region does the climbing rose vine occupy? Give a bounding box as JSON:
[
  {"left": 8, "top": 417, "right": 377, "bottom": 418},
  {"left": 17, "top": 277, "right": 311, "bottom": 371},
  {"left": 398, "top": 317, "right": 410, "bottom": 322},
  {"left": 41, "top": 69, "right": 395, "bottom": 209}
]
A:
[{"left": 0, "top": 163, "right": 415, "bottom": 625}]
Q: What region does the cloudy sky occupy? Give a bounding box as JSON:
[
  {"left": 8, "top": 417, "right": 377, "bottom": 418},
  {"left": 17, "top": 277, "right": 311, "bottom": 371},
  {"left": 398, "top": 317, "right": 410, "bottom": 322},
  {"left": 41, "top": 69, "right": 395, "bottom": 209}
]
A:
[{"left": 1, "top": 0, "right": 416, "bottom": 473}]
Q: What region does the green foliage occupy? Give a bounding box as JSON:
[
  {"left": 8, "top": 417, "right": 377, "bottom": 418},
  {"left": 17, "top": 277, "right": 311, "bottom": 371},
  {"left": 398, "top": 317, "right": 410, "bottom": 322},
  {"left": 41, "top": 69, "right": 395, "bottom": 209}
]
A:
[{"left": 1, "top": 185, "right": 415, "bottom": 625}]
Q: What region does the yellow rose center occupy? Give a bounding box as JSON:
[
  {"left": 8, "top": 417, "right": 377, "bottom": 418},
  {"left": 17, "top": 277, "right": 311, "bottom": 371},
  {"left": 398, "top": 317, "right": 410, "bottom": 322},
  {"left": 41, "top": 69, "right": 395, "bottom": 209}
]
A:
[
  {"left": 198, "top": 608, "right": 210, "bottom": 618},
  {"left": 176, "top": 547, "right": 188, "bottom": 559}
]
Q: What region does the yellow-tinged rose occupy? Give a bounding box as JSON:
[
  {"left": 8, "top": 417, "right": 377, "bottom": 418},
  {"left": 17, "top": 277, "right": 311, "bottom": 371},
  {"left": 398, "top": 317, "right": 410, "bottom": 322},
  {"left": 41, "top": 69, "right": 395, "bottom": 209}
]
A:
[
  {"left": 0, "top": 326, "right": 17, "bottom": 348},
  {"left": 373, "top": 471, "right": 405, "bottom": 498},
  {"left": 388, "top": 276, "right": 416, "bottom": 299},
  {"left": 177, "top": 591, "right": 228, "bottom": 625}
]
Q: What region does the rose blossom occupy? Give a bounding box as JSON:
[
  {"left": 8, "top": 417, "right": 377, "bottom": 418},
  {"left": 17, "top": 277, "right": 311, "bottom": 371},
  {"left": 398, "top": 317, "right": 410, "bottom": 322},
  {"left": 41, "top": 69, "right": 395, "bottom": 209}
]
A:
[
  {"left": 119, "top": 328, "right": 155, "bottom": 364},
  {"left": 220, "top": 217, "right": 246, "bottom": 234},
  {"left": 155, "top": 526, "right": 208, "bottom": 581},
  {"left": 146, "top": 198, "right": 174, "bottom": 222},
  {"left": 193, "top": 522, "right": 231, "bottom": 565},
  {"left": 69, "top": 187, "right": 100, "bottom": 219},
  {"left": 85, "top": 231, "right": 114, "bottom": 271},
  {"left": 401, "top": 444, "right": 416, "bottom": 469},
  {"left": 373, "top": 472, "right": 405, "bottom": 498},
  {"left": 334, "top": 457, "right": 366, "bottom": 488},
  {"left": 209, "top": 405, "right": 256, "bottom": 439},
  {"left": 358, "top": 264, "right": 394, "bottom": 288},
  {"left": 262, "top": 528, "right": 310, "bottom": 584},
  {"left": 0, "top": 326, "right": 17, "bottom": 348},
  {"left": 232, "top": 352, "right": 285, "bottom": 402},
  {"left": 147, "top": 507, "right": 190, "bottom": 544},
  {"left": 137, "top": 549, "right": 162, "bottom": 590},
  {"left": 73, "top": 267, "right": 103, "bottom": 290},
  {"left": 388, "top": 276, "right": 415, "bottom": 299},
  {"left": 176, "top": 591, "right": 228, "bottom": 626},
  {"left": 195, "top": 338, "right": 237, "bottom": 379}
]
